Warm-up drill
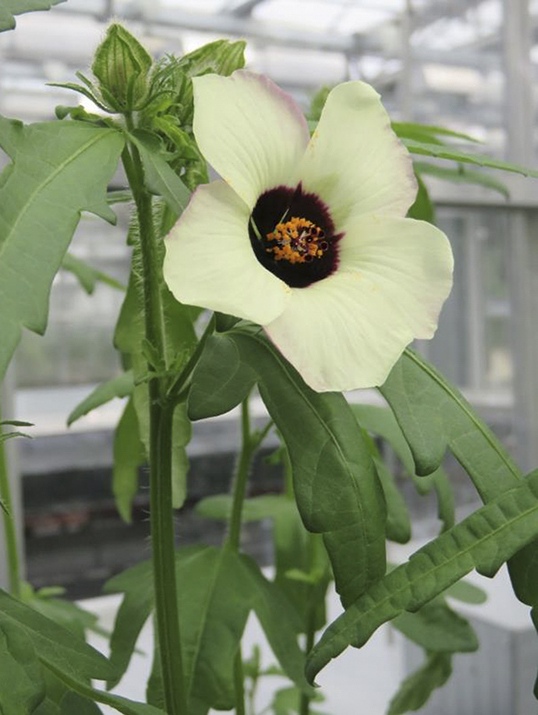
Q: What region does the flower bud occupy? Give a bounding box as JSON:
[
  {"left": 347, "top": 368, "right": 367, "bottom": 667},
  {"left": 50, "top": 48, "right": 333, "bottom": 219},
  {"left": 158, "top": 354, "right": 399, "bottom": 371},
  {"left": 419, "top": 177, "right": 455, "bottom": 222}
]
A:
[{"left": 92, "top": 24, "right": 152, "bottom": 112}]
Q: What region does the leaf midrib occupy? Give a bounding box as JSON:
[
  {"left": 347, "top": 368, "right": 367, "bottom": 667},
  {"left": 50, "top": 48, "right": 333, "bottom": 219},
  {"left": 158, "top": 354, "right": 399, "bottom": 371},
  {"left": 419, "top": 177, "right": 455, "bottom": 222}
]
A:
[{"left": 0, "top": 127, "right": 114, "bottom": 260}]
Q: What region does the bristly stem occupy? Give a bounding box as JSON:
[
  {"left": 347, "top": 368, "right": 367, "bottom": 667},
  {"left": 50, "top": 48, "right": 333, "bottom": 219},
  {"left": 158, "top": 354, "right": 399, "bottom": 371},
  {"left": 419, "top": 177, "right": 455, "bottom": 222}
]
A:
[{"left": 122, "top": 131, "right": 187, "bottom": 715}]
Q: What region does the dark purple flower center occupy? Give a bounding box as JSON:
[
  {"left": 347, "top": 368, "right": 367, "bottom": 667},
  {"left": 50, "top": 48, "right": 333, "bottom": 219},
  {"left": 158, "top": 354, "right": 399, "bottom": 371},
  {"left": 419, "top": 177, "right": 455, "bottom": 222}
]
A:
[{"left": 248, "top": 183, "right": 341, "bottom": 288}]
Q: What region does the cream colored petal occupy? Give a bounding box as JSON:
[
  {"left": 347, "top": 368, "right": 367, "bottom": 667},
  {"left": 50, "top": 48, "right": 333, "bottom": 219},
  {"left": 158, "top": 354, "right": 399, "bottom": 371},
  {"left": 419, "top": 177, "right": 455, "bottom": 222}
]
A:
[
  {"left": 299, "top": 81, "right": 417, "bottom": 228},
  {"left": 265, "top": 216, "right": 453, "bottom": 392},
  {"left": 163, "top": 180, "right": 290, "bottom": 324},
  {"left": 193, "top": 70, "right": 310, "bottom": 208}
]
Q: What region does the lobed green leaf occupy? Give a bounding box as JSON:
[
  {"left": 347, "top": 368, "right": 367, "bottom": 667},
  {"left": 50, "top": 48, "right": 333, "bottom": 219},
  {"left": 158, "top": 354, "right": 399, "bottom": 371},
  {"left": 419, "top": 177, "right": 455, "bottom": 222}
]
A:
[
  {"left": 193, "top": 328, "right": 386, "bottom": 606},
  {"left": 62, "top": 252, "right": 126, "bottom": 295},
  {"left": 0, "top": 589, "right": 114, "bottom": 682},
  {"left": 0, "top": 117, "right": 124, "bottom": 383},
  {"left": 379, "top": 349, "right": 522, "bottom": 494},
  {"left": 387, "top": 652, "right": 452, "bottom": 715},
  {"left": 392, "top": 601, "right": 478, "bottom": 653},
  {"left": 105, "top": 545, "right": 308, "bottom": 711},
  {"left": 414, "top": 161, "right": 510, "bottom": 198},
  {"left": 112, "top": 397, "right": 146, "bottom": 523},
  {"left": 0, "top": 0, "right": 63, "bottom": 31},
  {"left": 67, "top": 371, "right": 134, "bottom": 426},
  {"left": 306, "top": 469, "right": 538, "bottom": 681},
  {"left": 393, "top": 122, "right": 480, "bottom": 145},
  {"left": 403, "top": 139, "right": 538, "bottom": 177},
  {"left": 0, "top": 618, "right": 46, "bottom": 714}
]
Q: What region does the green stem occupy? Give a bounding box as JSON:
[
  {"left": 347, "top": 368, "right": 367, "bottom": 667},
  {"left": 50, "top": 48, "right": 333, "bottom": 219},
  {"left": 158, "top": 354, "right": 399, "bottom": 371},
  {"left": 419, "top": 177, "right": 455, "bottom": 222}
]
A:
[
  {"left": 150, "top": 401, "right": 187, "bottom": 715},
  {"left": 122, "top": 139, "right": 187, "bottom": 715},
  {"left": 233, "top": 647, "right": 246, "bottom": 715},
  {"left": 299, "top": 604, "right": 317, "bottom": 715},
  {"left": 226, "top": 399, "right": 254, "bottom": 551},
  {"left": 226, "top": 398, "right": 255, "bottom": 713},
  {"left": 0, "top": 423, "right": 21, "bottom": 598}
]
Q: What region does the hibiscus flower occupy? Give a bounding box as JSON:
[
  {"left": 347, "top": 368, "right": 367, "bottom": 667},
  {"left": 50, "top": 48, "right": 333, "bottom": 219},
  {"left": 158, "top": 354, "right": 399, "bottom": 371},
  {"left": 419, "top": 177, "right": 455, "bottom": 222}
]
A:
[{"left": 163, "top": 70, "right": 453, "bottom": 392}]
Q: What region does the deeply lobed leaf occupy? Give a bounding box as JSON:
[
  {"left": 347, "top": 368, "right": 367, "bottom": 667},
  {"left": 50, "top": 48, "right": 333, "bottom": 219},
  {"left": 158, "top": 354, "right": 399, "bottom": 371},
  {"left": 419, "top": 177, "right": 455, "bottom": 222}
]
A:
[
  {"left": 0, "top": 0, "right": 63, "bottom": 31},
  {"left": 306, "top": 469, "right": 538, "bottom": 682},
  {"left": 0, "top": 117, "right": 124, "bottom": 382}
]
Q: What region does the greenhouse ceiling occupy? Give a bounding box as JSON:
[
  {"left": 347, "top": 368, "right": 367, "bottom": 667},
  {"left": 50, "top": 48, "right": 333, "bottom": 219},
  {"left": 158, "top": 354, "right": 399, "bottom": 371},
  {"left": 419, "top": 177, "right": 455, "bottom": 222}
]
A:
[{"left": 0, "top": 0, "right": 529, "bottom": 142}]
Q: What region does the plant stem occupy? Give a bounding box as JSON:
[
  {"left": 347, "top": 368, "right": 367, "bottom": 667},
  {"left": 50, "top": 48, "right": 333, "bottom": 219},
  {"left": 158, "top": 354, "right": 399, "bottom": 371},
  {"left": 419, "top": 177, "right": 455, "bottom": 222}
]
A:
[
  {"left": 233, "top": 647, "right": 247, "bottom": 715},
  {"left": 299, "top": 605, "right": 317, "bottom": 715},
  {"left": 226, "top": 398, "right": 254, "bottom": 552},
  {"left": 0, "top": 421, "right": 21, "bottom": 598},
  {"left": 122, "top": 139, "right": 187, "bottom": 715},
  {"left": 225, "top": 398, "right": 255, "bottom": 714},
  {"left": 149, "top": 400, "right": 187, "bottom": 715}
]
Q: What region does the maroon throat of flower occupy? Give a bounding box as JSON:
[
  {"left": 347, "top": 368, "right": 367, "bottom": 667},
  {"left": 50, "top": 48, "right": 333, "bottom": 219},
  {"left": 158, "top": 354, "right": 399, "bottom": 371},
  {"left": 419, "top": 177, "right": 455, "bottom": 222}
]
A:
[{"left": 248, "top": 183, "right": 341, "bottom": 288}]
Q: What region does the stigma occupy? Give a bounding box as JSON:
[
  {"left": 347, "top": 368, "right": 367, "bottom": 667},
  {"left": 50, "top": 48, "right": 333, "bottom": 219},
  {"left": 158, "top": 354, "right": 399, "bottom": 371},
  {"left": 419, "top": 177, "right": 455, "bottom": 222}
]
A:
[{"left": 265, "top": 217, "right": 329, "bottom": 264}]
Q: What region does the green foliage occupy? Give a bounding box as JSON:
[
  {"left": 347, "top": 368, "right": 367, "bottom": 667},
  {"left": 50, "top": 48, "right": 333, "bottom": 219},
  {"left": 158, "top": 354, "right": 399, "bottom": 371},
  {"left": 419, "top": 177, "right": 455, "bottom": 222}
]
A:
[
  {"left": 392, "top": 601, "right": 478, "bottom": 653},
  {"left": 138, "top": 39, "right": 246, "bottom": 188},
  {"left": 407, "top": 172, "right": 436, "bottom": 224},
  {"left": 129, "top": 131, "right": 191, "bottom": 216},
  {"left": 62, "top": 253, "right": 126, "bottom": 295},
  {"left": 392, "top": 122, "right": 480, "bottom": 145},
  {"left": 380, "top": 351, "right": 538, "bottom": 601},
  {"left": 380, "top": 349, "right": 521, "bottom": 491},
  {"left": 59, "top": 693, "right": 103, "bottom": 715},
  {"left": 306, "top": 469, "right": 538, "bottom": 682},
  {"left": 352, "top": 404, "right": 455, "bottom": 533},
  {"left": 105, "top": 546, "right": 310, "bottom": 712},
  {"left": 189, "top": 327, "right": 386, "bottom": 607},
  {"left": 443, "top": 578, "right": 487, "bottom": 605},
  {"left": 387, "top": 652, "right": 452, "bottom": 715},
  {"left": 67, "top": 371, "right": 134, "bottom": 426},
  {"left": 403, "top": 138, "right": 538, "bottom": 177},
  {"left": 0, "top": 117, "right": 124, "bottom": 383},
  {"left": 188, "top": 330, "right": 257, "bottom": 420},
  {"left": 113, "top": 237, "right": 198, "bottom": 515},
  {"left": 112, "top": 397, "right": 146, "bottom": 522},
  {"left": 21, "top": 582, "right": 107, "bottom": 642},
  {"left": 269, "top": 686, "right": 328, "bottom": 715},
  {"left": 175, "top": 39, "right": 247, "bottom": 80},
  {"left": 414, "top": 161, "right": 510, "bottom": 198},
  {"left": 0, "top": 589, "right": 113, "bottom": 682},
  {"left": 0, "top": 0, "right": 63, "bottom": 31},
  {"left": 0, "top": 617, "right": 46, "bottom": 714},
  {"left": 196, "top": 493, "right": 331, "bottom": 633}
]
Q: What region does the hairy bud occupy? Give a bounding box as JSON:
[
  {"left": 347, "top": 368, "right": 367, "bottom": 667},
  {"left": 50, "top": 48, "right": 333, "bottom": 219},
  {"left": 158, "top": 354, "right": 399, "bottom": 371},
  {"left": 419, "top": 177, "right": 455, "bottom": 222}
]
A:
[{"left": 92, "top": 24, "right": 152, "bottom": 112}]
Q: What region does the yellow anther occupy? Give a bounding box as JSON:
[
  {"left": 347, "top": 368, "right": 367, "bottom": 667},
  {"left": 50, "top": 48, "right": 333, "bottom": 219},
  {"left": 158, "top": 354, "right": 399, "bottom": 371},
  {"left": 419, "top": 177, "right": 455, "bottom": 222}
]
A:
[{"left": 265, "top": 216, "right": 327, "bottom": 264}]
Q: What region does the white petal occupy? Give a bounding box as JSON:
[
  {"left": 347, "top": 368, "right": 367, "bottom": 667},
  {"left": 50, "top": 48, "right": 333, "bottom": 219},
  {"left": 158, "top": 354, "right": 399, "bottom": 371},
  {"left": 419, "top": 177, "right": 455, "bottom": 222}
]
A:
[
  {"left": 298, "top": 82, "right": 417, "bottom": 227},
  {"left": 265, "top": 216, "right": 453, "bottom": 392},
  {"left": 164, "top": 180, "right": 290, "bottom": 324},
  {"left": 192, "top": 71, "right": 310, "bottom": 208}
]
